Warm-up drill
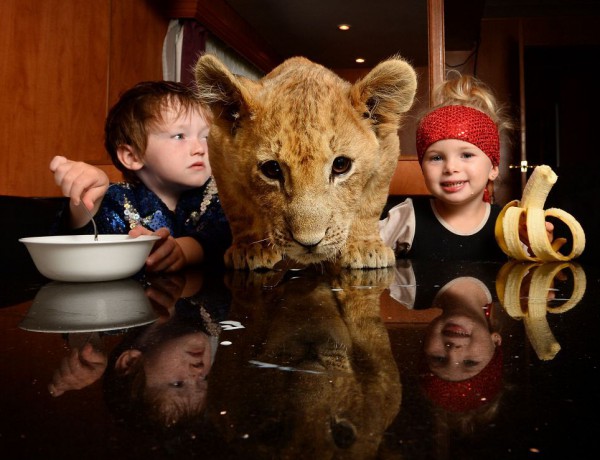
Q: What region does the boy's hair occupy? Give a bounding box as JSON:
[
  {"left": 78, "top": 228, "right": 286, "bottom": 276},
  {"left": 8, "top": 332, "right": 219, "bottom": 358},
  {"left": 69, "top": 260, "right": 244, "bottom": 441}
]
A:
[{"left": 104, "top": 81, "right": 209, "bottom": 183}]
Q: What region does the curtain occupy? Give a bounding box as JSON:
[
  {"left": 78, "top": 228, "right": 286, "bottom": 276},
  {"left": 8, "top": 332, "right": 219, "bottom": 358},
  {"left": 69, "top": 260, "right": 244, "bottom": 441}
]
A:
[
  {"left": 162, "top": 19, "right": 264, "bottom": 84},
  {"left": 162, "top": 19, "right": 207, "bottom": 86}
]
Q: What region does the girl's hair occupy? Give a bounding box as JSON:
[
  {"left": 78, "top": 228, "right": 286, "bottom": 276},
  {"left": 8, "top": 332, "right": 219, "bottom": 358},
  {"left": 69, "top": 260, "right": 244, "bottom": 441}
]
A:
[
  {"left": 431, "top": 73, "right": 513, "bottom": 134},
  {"left": 104, "top": 81, "right": 210, "bottom": 183}
]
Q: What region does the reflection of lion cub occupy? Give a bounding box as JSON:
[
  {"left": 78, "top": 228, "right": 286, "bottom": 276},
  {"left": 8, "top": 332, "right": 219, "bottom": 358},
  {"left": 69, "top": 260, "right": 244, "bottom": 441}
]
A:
[
  {"left": 195, "top": 54, "right": 417, "bottom": 270},
  {"left": 208, "top": 268, "right": 401, "bottom": 458}
]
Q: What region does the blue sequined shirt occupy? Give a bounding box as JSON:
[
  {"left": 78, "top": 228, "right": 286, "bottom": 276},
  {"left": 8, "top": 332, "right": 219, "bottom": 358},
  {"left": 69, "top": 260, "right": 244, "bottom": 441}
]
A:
[{"left": 54, "top": 178, "right": 231, "bottom": 263}]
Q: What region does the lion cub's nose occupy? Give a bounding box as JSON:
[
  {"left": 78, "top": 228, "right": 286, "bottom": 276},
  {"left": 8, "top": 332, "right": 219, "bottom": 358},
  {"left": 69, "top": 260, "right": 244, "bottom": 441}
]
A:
[{"left": 292, "top": 236, "right": 323, "bottom": 250}]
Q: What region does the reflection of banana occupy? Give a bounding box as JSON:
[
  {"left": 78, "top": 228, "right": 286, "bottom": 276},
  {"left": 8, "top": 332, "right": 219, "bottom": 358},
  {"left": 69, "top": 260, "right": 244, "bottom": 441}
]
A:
[
  {"left": 495, "top": 165, "right": 586, "bottom": 261},
  {"left": 495, "top": 261, "right": 587, "bottom": 360}
]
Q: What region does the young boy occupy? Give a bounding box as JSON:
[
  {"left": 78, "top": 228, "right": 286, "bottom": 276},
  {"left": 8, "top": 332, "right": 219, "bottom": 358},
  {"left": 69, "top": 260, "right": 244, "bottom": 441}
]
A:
[{"left": 50, "top": 81, "right": 230, "bottom": 272}]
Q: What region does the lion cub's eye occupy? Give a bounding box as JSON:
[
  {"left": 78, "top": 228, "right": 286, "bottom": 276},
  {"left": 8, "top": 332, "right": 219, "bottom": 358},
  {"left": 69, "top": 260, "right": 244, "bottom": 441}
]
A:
[
  {"left": 331, "top": 156, "right": 352, "bottom": 176},
  {"left": 260, "top": 160, "right": 283, "bottom": 180}
]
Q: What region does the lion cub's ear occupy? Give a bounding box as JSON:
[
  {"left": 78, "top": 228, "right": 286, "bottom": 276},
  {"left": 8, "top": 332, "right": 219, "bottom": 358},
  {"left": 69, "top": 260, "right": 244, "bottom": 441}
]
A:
[
  {"left": 350, "top": 56, "right": 417, "bottom": 128},
  {"left": 194, "top": 54, "right": 258, "bottom": 133}
]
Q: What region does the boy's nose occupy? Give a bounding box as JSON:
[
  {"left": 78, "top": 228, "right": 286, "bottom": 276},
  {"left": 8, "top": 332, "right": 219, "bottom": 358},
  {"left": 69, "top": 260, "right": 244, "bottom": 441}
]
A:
[{"left": 191, "top": 138, "right": 208, "bottom": 155}]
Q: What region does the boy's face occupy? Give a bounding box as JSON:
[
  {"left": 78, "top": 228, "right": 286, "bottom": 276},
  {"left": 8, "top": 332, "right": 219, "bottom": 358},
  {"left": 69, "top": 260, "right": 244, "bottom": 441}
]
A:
[
  {"left": 138, "top": 104, "right": 212, "bottom": 195},
  {"left": 143, "top": 332, "right": 212, "bottom": 409}
]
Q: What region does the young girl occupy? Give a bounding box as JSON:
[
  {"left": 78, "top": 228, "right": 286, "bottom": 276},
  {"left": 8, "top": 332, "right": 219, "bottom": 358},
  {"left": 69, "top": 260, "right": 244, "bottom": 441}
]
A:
[
  {"left": 50, "top": 81, "right": 231, "bottom": 272},
  {"left": 418, "top": 275, "right": 507, "bottom": 438},
  {"left": 380, "top": 74, "right": 512, "bottom": 261}
]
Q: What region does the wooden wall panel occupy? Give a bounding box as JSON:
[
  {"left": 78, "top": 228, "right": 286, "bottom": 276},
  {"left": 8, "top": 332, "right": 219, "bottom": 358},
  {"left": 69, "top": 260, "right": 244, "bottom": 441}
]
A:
[
  {"left": 108, "top": 0, "right": 168, "bottom": 109},
  {"left": 389, "top": 159, "right": 429, "bottom": 196},
  {"left": 0, "top": 0, "right": 110, "bottom": 197},
  {"left": 0, "top": 0, "right": 168, "bottom": 197}
]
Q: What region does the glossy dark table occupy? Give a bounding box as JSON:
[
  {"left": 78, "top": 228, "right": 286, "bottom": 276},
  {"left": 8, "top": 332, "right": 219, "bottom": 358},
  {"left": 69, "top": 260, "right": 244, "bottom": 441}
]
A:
[{"left": 1, "top": 255, "right": 599, "bottom": 460}]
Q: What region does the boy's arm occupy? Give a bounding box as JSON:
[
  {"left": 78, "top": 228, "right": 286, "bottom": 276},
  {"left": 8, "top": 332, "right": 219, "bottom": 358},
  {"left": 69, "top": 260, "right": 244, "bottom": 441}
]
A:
[
  {"left": 50, "top": 155, "right": 110, "bottom": 229},
  {"left": 129, "top": 227, "right": 204, "bottom": 272}
]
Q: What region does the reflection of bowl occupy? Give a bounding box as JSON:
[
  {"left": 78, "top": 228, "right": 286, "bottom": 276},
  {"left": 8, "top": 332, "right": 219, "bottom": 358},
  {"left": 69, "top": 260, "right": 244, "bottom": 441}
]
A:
[
  {"left": 20, "top": 279, "right": 157, "bottom": 333},
  {"left": 19, "top": 234, "right": 160, "bottom": 282}
]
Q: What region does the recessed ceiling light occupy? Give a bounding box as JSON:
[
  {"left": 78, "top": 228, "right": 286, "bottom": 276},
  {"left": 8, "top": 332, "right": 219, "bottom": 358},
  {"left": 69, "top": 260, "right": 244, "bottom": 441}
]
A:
[
  {"left": 355, "top": 58, "right": 365, "bottom": 63},
  {"left": 338, "top": 24, "right": 351, "bottom": 31}
]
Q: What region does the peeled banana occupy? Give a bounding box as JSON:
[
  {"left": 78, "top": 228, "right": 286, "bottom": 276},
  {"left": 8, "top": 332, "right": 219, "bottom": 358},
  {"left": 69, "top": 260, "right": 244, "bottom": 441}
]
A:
[
  {"left": 495, "top": 165, "right": 586, "bottom": 261},
  {"left": 496, "top": 261, "right": 586, "bottom": 361}
]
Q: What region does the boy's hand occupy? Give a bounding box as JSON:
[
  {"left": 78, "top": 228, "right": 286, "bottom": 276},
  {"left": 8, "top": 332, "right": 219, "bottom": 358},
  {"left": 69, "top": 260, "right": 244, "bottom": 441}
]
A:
[
  {"left": 143, "top": 271, "right": 187, "bottom": 318},
  {"left": 50, "top": 155, "right": 110, "bottom": 209},
  {"left": 48, "top": 342, "right": 107, "bottom": 397},
  {"left": 50, "top": 155, "right": 109, "bottom": 228},
  {"left": 129, "top": 226, "right": 187, "bottom": 272}
]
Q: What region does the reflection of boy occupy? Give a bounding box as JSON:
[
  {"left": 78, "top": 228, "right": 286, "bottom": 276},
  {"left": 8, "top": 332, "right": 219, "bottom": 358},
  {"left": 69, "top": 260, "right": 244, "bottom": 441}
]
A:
[{"left": 103, "top": 277, "right": 230, "bottom": 430}]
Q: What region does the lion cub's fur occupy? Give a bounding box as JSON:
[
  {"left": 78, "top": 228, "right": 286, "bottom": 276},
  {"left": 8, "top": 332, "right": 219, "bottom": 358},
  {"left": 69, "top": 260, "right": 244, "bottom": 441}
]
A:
[
  {"left": 207, "top": 268, "right": 401, "bottom": 457},
  {"left": 194, "top": 54, "right": 417, "bottom": 270}
]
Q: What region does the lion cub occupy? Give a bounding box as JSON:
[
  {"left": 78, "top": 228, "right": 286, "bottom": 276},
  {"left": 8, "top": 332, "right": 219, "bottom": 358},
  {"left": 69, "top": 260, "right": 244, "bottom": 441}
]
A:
[{"left": 195, "top": 54, "right": 417, "bottom": 270}]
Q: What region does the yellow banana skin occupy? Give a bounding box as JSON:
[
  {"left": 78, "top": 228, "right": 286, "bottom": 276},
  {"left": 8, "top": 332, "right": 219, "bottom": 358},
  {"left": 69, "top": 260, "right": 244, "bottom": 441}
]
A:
[
  {"left": 496, "top": 261, "right": 586, "bottom": 361},
  {"left": 495, "top": 165, "right": 586, "bottom": 261}
]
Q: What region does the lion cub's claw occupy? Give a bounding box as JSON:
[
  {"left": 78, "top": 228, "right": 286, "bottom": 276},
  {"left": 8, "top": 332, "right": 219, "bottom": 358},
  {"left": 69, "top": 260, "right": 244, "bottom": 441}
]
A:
[
  {"left": 341, "top": 241, "right": 395, "bottom": 269},
  {"left": 225, "top": 243, "right": 283, "bottom": 270}
]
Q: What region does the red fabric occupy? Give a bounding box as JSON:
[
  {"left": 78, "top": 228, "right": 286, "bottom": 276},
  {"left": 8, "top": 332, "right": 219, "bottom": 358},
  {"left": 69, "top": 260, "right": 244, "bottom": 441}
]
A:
[
  {"left": 419, "top": 347, "right": 503, "bottom": 413},
  {"left": 416, "top": 105, "right": 500, "bottom": 167}
]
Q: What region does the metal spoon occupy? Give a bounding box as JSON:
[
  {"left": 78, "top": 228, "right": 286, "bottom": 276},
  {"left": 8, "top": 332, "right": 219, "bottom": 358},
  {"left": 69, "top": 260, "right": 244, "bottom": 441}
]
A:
[{"left": 82, "top": 204, "right": 99, "bottom": 241}]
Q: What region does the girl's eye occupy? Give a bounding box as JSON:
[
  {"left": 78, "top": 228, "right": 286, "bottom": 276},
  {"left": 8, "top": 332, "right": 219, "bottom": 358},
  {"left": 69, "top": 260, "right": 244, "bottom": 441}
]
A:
[
  {"left": 169, "top": 381, "right": 184, "bottom": 388},
  {"left": 462, "top": 152, "right": 475, "bottom": 159},
  {"left": 428, "top": 155, "right": 442, "bottom": 162},
  {"left": 463, "top": 360, "right": 480, "bottom": 367},
  {"left": 173, "top": 133, "right": 184, "bottom": 140}
]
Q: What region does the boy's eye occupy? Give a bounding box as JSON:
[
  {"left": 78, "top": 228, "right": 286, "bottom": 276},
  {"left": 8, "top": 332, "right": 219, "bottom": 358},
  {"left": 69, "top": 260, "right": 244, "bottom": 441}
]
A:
[
  {"left": 173, "top": 133, "right": 185, "bottom": 140},
  {"left": 463, "top": 360, "right": 480, "bottom": 367}
]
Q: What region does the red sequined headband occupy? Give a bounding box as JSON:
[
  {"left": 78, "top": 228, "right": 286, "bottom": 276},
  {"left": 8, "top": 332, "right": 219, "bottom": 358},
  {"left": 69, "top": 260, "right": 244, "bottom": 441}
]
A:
[
  {"left": 416, "top": 105, "right": 500, "bottom": 166},
  {"left": 419, "top": 346, "right": 503, "bottom": 413}
]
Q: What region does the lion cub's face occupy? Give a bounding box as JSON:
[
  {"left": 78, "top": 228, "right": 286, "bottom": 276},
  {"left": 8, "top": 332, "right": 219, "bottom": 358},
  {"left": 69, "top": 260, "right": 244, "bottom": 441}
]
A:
[{"left": 195, "top": 55, "right": 417, "bottom": 270}]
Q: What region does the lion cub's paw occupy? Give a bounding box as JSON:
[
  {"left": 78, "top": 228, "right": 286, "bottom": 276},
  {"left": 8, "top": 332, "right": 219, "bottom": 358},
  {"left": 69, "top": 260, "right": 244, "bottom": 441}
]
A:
[
  {"left": 338, "top": 267, "right": 396, "bottom": 289},
  {"left": 225, "top": 243, "right": 283, "bottom": 270},
  {"left": 340, "top": 241, "right": 395, "bottom": 269}
]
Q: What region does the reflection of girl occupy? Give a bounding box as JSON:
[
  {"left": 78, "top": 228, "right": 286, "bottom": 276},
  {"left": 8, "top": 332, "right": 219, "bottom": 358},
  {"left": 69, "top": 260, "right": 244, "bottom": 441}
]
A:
[
  {"left": 420, "top": 276, "right": 504, "bottom": 419},
  {"left": 422, "top": 277, "right": 501, "bottom": 383}
]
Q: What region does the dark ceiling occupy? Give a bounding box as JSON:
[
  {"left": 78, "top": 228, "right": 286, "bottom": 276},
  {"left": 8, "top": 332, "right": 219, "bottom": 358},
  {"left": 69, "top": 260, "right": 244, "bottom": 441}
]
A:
[{"left": 224, "top": 0, "right": 600, "bottom": 69}]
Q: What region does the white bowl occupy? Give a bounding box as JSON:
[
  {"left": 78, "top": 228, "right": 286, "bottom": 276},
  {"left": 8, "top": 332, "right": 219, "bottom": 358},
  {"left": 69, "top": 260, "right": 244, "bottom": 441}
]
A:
[
  {"left": 19, "top": 234, "right": 160, "bottom": 282},
  {"left": 19, "top": 279, "right": 157, "bottom": 333}
]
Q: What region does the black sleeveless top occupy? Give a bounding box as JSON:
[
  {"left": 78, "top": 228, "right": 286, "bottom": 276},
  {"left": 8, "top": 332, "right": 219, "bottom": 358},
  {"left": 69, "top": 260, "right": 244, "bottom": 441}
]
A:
[{"left": 407, "top": 197, "right": 506, "bottom": 261}]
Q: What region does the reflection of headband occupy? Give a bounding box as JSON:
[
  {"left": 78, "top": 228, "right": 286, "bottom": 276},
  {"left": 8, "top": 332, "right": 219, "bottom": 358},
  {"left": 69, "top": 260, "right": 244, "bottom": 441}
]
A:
[
  {"left": 420, "top": 347, "right": 503, "bottom": 412},
  {"left": 416, "top": 105, "right": 500, "bottom": 167}
]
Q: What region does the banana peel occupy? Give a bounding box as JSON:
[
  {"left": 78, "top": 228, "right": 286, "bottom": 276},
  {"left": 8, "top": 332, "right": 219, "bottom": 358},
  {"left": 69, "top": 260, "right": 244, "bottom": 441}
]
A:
[
  {"left": 495, "top": 165, "right": 585, "bottom": 261},
  {"left": 495, "top": 261, "right": 586, "bottom": 360}
]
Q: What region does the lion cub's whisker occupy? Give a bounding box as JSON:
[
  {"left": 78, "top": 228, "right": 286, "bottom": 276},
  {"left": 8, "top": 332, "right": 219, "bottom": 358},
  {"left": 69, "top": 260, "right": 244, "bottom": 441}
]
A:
[{"left": 249, "top": 238, "right": 271, "bottom": 245}]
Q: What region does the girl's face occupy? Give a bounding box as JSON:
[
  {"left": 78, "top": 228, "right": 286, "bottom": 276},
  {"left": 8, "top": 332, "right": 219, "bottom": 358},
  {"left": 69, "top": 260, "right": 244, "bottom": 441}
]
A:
[
  {"left": 421, "top": 138, "right": 498, "bottom": 205},
  {"left": 423, "top": 309, "right": 501, "bottom": 382}
]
